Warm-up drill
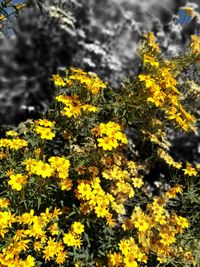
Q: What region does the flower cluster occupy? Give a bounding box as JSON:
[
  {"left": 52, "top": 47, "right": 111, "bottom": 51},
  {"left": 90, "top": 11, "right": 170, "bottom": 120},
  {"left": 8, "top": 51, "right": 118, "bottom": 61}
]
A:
[
  {"left": 34, "top": 119, "right": 56, "bottom": 140},
  {"left": 53, "top": 68, "right": 107, "bottom": 95},
  {"left": 77, "top": 177, "right": 115, "bottom": 219},
  {"left": 55, "top": 94, "right": 98, "bottom": 118},
  {"left": 138, "top": 33, "right": 196, "bottom": 132},
  {"left": 0, "top": 137, "right": 28, "bottom": 150},
  {"left": 8, "top": 174, "right": 28, "bottom": 191},
  {"left": 52, "top": 74, "right": 66, "bottom": 87},
  {"left": 0, "top": 203, "right": 85, "bottom": 266},
  {"left": 157, "top": 148, "right": 182, "bottom": 169},
  {"left": 76, "top": 154, "right": 146, "bottom": 227},
  {"left": 0, "top": 207, "right": 72, "bottom": 266},
  {"left": 21, "top": 156, "right": 72, "bottom": 191},
  {"left": 158, "top": 148, "right": 199, "bottom": 177},
  {"left": 63, "top": 221, "right": 84, "bottom": 248},
  {"left": 66, "top": 68, "right": 107, "bottom": 95},
  {"left": 182, "top": 162, "right": 198, "bottom": 177},
  {"left": 144, "top": 32, "right": 160, "bottom": 53},
  {"left": 108, "top": 185, "right": 190, "bottom": 266},
  {"left": 48, "top": 156, "right": 72, "bottom": 190},
  {"left": 0, "top": 36, "right": 199, "bottom": 266},
  {"left": 92, "top": 122, "right": 128, "bottom": 150}
]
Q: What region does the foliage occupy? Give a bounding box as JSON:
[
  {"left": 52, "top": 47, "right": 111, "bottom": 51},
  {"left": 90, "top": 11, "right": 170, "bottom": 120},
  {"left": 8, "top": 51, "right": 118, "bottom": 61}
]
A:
[{"left": 0, "top": 32, "right": 200, "bottom": 266}]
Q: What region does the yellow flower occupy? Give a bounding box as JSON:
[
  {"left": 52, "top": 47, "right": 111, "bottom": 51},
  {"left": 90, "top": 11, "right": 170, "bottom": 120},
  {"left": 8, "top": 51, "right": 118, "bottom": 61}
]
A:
[
  {"left": 191, "top": 35, "right": 200, "bottom": 55},
  {"left": 14, "top": 239, "right": 31, "bottom": 253},
  {"left": 154, "top": 214, "right": 167, "bottom": 225},
  {"left": 127, "top": 161, "right": 137, "bottom": 170},
  {"left": 59, "top": 179, "right": 73, "bottom": 191},
  {"left": 131, "top": 209, "right": 151, "bottom": 232},
  {"left": 114, "top": 131, "right": 128, "bottom": 143},
  {"left": 67, "top": 68, "right": 106, "bottom": 94},
  {"left": 63, "top": 232, "right": 77, "bottom": 246},
  {"left": 0, "top": 138, "right": 10, "bottom": 148},
  {"left": 108, "top": 252, "right": 123, "bottom": 266},
  {"left": 182, "top": 162, "right": 198, "bottom": 176},
  {"left": 18, "top": 209, "right": 35, "bottom": 225},
  {"left": 118, "top": 239, "right": 130, "bottom": 256},
  {"left": 28, "top": 219, "right": 46, "bottom": 238},
  {"left": 95, "top": 204, "right": 109, "bottom": 218},
  {"left": 0, "top": 210, "right": 16, "bottom": 228},
  {"left": 111, "top": 202, "right": 126, "bottom": 215},
  {"left": 48, "top": 223, "right": 59, "bottom": 235},
  {"left": 143, "top": 54, "right": 159, "bottom": 67},
  {"left": 165, "top": 184, "right": 183, "bottom": 199},
  {"left": 49, "top": 156, "right": 70, "bottom": 172},
  {"left": 13, "top": 229, "right": 27, "bottom": 242},
  {"left": 123, "top": 254, "right": 138, "bottom": 267},
  {"left": 22, "top": 158, "right": 37, "bottom": 172},
  {"left": 42, "top": 238, "right": 60, "bottom": 261},
  {"left": 52, "top": 74, "right": 66, "bottom": 87},
  {"left": 144, "top": 32, "right": 160, "bottom": 52},
  {"left": 106, "top": 213, "right": 116, "bottom": 227},
  {"left": 173, "top": 215, "right": 189, "bottom": 232},
  {"left": 119, "top": 238, "right": 140, "bottom": 267},
  {"left": 138, "top": 232, "right": 151, "bottom": 251},
  {"left": 77, "top": 182, "right": 92, "bottom": 200},
  {"left": 34, "top": 148, "right": 41, "bottom": 158},
  {"left": 0, "top": 151, "right": 6, "bottom": 160},
  {"left": 179, "top": 104, "right": 196, "bottom": 123},
  {"left": 55, "top": 249, "right": 68, "bottom": 264},
  {"left": 183, "top": 250, "right": 194, "bottom": 263},
  {"left": 42, "top": 247, "right": 51, "bottom": 261},
  {"left": 0, "top": 198, "right": 10, "bottom": 209},
  {"left": 147, "top": 93, "right": 164, "bottom": 107},
  {"left": 34, "top": 241, "right": 42, "bottom": 251},
  {"left": 58, "top": 170, "right": 70, "bottom": 180},
  {"left": 115, "top": 180, "right": 135, "bottom": 198},
  {"left": 73, "top": 238, "right": 83, "bottom": 248},
  {"left": 82, "top": 104, "right": 99, "bottom": 112},
  {"left": 55, "top": 94, "right": 73, "bottom": 105},
  {"left": 97, "top": 137, "right": 118, "bottom": 151},
  {"left": 159, "top": 232, "right": 176, "bottom": 246},
  {"left": 35, "top": 119, "right": 55, "bottom": 128},
  {"left": 52, "top": 207, "right": 62, "bottom": 219},
  {"left": 71, "top": 222, "right": 84, "bottom": 235},
  {"left": 20, "top": 255, "right": 35, "bottom": 267},
  {"left": 40, "top": 208, "right": 53, "bottom": 223},
  {"left": 138, "top": 74, "right": 155, "bottom": 88},
  {"left": 151, "top": 202, "right": 165, "bottom": 216},
  {"left": 6, "top": 130, "right": 19, "bottom": 137},
  {"left": 8, "top": 174, "right": 28, "bottom": 191},
  {"left": 56, "top": 93, "right": 98, "bottom": 118},
  {"left": 35, "top": 161, "right": 53, "bottom": 178},
  {"left": 157, "top": 148, "right": 182, "bottom": 169},
  {"left": 132, "top": 178, "right": 144, "bottom": 188},
  {"left": 178, "top": 217, "right": 189, "bottom": 228},
  {"left": 0, "top": 229, "right": 9, "bottom": 239},
  {"left": 134, "top": 218, "right": 150, "bottom": 232},
  {"left": 93, "top": 122, "right": 128, "bottom": 151},
  {"left": 34, "top": 119, "right": 56, "bottom": 140},
  {"left": 35, "top": 126, "right": 55, "bottom": 140},
  {"left": 61, "top": 104, "right": 82, "bottom": 118},
  {"left": 9, "top": 138, "right": 28, "bottom": 150}
]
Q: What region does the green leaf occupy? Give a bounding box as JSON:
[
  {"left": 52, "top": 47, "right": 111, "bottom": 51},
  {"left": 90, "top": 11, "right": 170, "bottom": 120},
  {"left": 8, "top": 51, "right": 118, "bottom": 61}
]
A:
[{"left": 37, "top": 196, "right": 41, "bottom": 210}]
